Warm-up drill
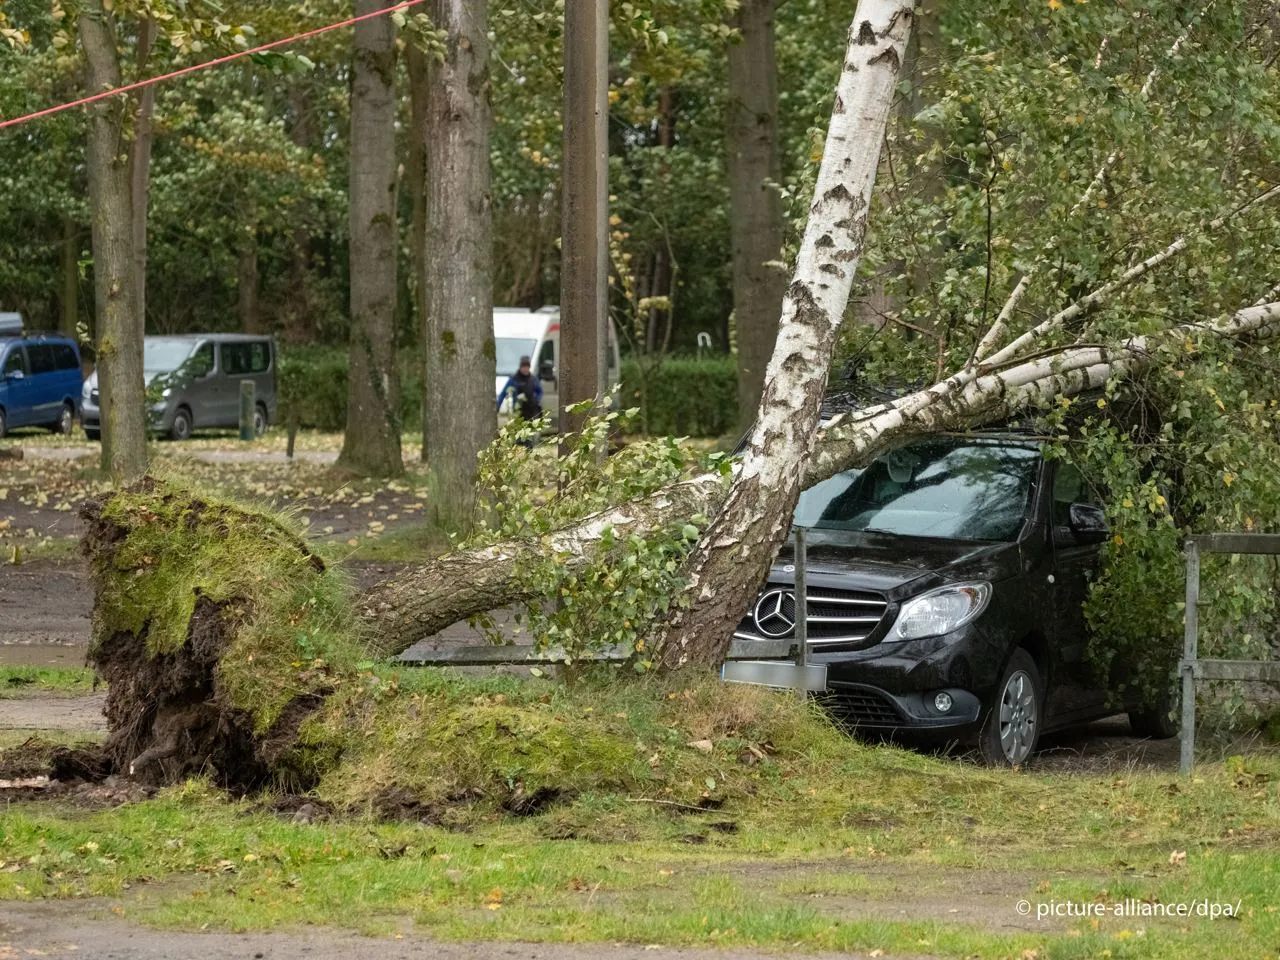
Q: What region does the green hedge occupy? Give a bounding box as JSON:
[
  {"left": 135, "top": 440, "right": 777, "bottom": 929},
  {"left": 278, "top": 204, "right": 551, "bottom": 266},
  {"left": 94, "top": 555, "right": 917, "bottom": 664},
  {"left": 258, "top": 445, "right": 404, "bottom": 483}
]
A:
[
  {"left": 278, "top": 346, "right": 422, "bottom": 433},
  {"left": 278, "top": 347, "right": 739, "bottom": 438},
  {"left": 620, "top": 355, "right": 738, "bottom": 438}
]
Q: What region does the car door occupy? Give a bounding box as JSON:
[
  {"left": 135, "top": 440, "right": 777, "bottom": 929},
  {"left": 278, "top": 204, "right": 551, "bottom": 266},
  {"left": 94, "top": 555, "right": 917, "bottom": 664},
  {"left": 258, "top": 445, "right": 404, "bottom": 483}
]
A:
[
  {"left": 1, "top": 345, "right": 33, "bottom": 427},
  {"left": 25, "top": 343, "right": 60, "bottom": 423},
  {"left": 166, "top": 341, "right": 215, "bottom": 427},
  {"left": 1046, "top": 461, "right": 1110, "bottom": 719}
]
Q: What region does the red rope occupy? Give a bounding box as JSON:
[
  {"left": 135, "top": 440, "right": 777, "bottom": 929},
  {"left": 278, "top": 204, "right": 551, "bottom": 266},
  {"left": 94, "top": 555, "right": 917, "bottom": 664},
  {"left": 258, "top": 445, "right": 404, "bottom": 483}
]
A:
[{"left": 0, "top": 0, "right": 428, "bottom": 132}]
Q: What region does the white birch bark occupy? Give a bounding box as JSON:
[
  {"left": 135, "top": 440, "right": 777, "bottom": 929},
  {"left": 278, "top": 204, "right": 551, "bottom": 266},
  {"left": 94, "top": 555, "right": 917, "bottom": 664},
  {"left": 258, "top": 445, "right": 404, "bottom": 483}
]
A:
[{"left": 652, "top": 0, "right": 917, "bottom": 672}]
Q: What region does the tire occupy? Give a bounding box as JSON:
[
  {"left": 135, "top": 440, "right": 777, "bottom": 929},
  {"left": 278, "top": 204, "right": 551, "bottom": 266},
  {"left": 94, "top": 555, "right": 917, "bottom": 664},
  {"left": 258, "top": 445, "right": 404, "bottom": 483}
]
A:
[
  {"left": 0, "top": 406, "right": 7, "bottom": 439},
  {"left": 1129, "top": 684, "right": 1179, "bottom": 740},
  {"left": 253, "top": 404, "right": 268, "bottom": 437},
  {"left": 978, "top": 648, "right": 1043, "bottom": 766},
  {"left": 169, "top": 407, "right": 193, "bottom": 442},
  {"left": 49, "top": 402, "right": 73, "bottom": 436},
  {"left": 84, "top": 428, "right": 100, "bottom": 442}
]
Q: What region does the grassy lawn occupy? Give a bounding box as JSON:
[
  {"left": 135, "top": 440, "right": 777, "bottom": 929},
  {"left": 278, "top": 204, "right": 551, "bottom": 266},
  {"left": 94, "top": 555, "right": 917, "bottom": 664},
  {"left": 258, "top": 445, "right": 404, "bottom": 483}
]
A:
[
  {"left": 0, "top": 666, "right": 98, "bottom": 699},
  {"left": 3, "top": 708, "right": 1278, "bottom": 957}
]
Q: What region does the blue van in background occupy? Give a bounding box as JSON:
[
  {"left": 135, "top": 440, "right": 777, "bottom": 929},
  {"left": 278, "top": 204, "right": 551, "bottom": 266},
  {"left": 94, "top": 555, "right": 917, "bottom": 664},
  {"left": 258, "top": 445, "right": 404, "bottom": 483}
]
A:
[{"left": 0, "top": 333, "right": 83, "bottom": 438}]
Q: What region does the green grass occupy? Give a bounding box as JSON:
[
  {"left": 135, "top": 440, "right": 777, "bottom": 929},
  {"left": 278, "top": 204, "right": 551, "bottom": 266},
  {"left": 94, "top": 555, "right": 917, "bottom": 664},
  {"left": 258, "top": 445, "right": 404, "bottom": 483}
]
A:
[
  {"left": 0, "top": 666, "right": 98, "bottom": 699},
  {"left": 2, "top": 744, "right": 1279, "bottom": 957},
  {"left": 0, "top": 729, "right": 105, "bottom": 751}
]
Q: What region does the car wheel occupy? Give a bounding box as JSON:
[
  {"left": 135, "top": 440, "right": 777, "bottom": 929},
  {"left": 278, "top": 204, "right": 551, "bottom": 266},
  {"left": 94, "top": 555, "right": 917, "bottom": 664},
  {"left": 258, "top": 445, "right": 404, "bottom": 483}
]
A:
[
  {"left": 169, "top": 407, "right": 193, "bottom": 442},
  {"left": 0, "top": 407, "right": 7, "bottom": 439},
  {"left": 84, "top": 428, "right": 100, "bottom": 442},
  {"left": 1129, "top": 682, "right": 1179, "bottom": 740},
  {"left": 50, "top": 402, "right": 73, "bottom": 436},
  {"left": 253, "top": 403, "right": 268, "bottom": 437},
  {"left": 978, "top": 648, "right": 1043, "bottom": 766}
]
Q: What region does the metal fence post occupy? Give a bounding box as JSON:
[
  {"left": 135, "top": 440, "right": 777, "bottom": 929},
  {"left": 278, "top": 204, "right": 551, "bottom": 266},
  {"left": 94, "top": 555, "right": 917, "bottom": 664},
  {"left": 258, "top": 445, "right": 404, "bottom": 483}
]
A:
[
  {"left": 794, "top": 526, "right": 808, "bottom": 702},
  {"left": 1180, "top": 538, "right": 1199, "bottom": 774}
]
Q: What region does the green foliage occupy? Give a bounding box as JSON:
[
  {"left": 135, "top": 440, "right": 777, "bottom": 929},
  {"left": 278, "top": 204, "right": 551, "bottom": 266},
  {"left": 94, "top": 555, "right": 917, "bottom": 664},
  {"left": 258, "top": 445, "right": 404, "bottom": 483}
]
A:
[
  {"left": 472, "top": 401, "right": 729, "bottom": 665},
  {"left": 277, "top": 345, "right": 421, "bottom": 432},
  {"left": 620, "top": 355, "right": 738, "bottom": 437}
]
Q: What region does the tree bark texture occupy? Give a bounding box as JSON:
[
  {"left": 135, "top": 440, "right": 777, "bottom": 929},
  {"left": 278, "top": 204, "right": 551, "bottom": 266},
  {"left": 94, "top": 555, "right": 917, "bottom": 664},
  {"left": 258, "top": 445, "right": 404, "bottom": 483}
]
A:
[
  {"left": 407, "top": 42, "right": 429, "bottom": 460},
  {"left": 80, "top": 0, "right": 148, "bottom": 482},
  {"left": 559, "top": 0, "right": 609, "bottom": 442},
  {"left": 129, "top": 17, "right": 156, "bottom": 329},
  {"left": 422, "top": 0, "right": 496, "bottom": 531},
  {"left": 654, "top": 0, "right": 917, "bottom": 672},
  {"left": 338, "top": 0, "right": 404, "bottom": 479},
  {"left": 726, "top": 0, "right": 787, "bottom": 428}
]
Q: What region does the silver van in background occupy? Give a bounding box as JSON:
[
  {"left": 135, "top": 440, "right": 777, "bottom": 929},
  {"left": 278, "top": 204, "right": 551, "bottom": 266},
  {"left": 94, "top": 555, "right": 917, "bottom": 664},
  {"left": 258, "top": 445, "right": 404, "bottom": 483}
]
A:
[{"left": 82, "top": 334, "right": 277, "bottom": 441}]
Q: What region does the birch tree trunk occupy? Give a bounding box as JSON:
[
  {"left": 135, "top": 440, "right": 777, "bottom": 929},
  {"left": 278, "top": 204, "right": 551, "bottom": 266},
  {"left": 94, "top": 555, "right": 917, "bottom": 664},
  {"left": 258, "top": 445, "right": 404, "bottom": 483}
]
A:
[
  {"left": 654, "top": 0, "right": 917, "bottom": 672},
  {"left": 422, "top": 0, "right": 496, "bottom": 532},
  {"left": 726, "top": 0, "right": 788, "bottom": 428},
  {"left": 80, "top": 0, "right": 148, "bottom": 482},
  {"left": 337, "top": 0, "right": 404, "bottom": 479}
]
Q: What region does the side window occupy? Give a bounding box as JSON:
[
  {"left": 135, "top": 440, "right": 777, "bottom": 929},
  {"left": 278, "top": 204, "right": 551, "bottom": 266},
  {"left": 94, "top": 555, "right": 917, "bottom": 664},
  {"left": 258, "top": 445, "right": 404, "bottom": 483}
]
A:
[
  {"left": 247, "top": 342, "right": 270, "bottom": 373},
  {"left": 28, "top": 344, "right": 57, "bottom": 375},
  {"left": 1, "top": 348, "right": 25, "bottom": 377},
  {"left": 54, "top": 344, "right": 79, "bottom": 370},
  {"left": 220, "top": 343, "right": 251, "bottom": 376},
  {"left": 187, "top": 343, "right": 214, "bottom": 377},
  {"left": 1051, "top": 462, "right": 1099, "bottom": 527}
]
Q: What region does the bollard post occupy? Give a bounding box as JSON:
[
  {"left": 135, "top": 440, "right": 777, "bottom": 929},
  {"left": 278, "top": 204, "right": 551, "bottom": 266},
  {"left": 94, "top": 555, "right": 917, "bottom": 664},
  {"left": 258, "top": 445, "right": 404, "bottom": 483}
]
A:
[
  {"left": 239, "top": 380, "right": 256, "bottom": 442},
  {"left": 794, "top": 526, "right": 808, "bottom": 703}
]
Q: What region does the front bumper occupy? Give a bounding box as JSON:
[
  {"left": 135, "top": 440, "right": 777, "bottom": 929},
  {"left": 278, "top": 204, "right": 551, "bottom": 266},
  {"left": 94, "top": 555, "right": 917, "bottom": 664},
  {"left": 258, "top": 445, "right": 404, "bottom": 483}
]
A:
[{"left": 821, "top": 682, "right": 982, "bottom": 730}]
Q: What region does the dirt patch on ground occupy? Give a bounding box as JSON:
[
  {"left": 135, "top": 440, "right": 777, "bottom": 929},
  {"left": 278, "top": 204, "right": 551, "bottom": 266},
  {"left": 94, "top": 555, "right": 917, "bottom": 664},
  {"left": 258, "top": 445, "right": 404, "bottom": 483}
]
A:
[
  {"left": 0, "top": 692, "right": 106, "bottom": 731},
  {"left": 0, "top": 901, "right": 934, "bottom": 960},
  {"left": 0, "top": 560, "right": 93, "bottom": 648}
]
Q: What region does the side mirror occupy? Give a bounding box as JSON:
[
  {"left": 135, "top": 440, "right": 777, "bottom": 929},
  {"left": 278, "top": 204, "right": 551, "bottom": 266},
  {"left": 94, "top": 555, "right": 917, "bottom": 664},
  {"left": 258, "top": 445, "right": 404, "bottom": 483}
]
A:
[
  {"left": 1064, "top": 502, "right": 1108, "bottom": 545},
  {"left": 4, "top": 369, "right": 23, "bottom": 381},
  {"left": 539, "top": 359, "right": 555, "bottom": 381}
]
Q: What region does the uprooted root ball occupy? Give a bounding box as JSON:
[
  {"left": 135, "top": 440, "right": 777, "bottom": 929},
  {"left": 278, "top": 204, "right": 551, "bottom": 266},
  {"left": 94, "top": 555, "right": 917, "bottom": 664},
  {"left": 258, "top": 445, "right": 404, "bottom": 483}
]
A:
[{"left": 80, "top": 476, "right": 361, "bottom": 791}]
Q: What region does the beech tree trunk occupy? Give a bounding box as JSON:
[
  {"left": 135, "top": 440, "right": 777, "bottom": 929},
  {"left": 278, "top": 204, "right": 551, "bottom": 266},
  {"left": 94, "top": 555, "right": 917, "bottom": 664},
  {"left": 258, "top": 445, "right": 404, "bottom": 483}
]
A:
[
  {"left": 337, "top": 0, "right": 404, "bottom": 479},
  {"left": 422, "top": 0, "right": 495, "bottom": 531},
  {"left": 655, "top": 0, "right": 917, "bottom": 672},
  {"left": 80, "top": 0, "right": 148, "bottom": 482},
  {"left": 726, "top": 0, "right": 788, "bottom": 428},
  {"left": 129, "top": 17, "right": 156, "bottom": 329}
]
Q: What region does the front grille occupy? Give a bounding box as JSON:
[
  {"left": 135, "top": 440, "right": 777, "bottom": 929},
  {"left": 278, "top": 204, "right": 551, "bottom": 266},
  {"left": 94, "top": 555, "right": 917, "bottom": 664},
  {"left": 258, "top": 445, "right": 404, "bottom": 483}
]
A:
[
  {"left": 822, "top": 686, "right": 902, "bottom": 726},
  {"left": 734, "top": 585, "right": 889, "bottom": 648}
]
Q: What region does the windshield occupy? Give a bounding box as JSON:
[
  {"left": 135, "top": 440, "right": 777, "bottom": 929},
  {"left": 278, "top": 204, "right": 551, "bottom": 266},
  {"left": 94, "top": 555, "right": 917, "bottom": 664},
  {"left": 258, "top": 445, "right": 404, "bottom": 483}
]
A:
[
  {"left": 794, "top": 440, "right": 1039, "bottom": 542},
  {"left": 143, "top": 340, "right": 196, "bottom": 374},
  {"left": 495, "top": 337, "right": 538, "bottom": 377}
]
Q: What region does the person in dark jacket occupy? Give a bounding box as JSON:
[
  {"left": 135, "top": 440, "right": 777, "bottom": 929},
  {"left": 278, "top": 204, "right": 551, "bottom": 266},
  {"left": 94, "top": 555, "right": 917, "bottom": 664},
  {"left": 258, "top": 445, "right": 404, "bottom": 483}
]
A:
[{"left": 498, "top": 355, "right": 543, "bottom": 429}]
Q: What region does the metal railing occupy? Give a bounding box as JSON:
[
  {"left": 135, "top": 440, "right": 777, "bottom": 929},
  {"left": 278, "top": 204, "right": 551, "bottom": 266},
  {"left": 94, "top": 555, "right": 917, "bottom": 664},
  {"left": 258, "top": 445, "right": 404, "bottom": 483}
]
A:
[{"left": 1181, "top": 533, "right": 1280, "bottom": 773}]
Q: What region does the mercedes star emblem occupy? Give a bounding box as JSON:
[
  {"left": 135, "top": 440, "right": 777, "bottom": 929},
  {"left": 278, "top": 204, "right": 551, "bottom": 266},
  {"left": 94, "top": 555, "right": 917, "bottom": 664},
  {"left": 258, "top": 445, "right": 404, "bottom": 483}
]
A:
[{"left": 752, "top": 588, "right": 798, "bottom": 638}]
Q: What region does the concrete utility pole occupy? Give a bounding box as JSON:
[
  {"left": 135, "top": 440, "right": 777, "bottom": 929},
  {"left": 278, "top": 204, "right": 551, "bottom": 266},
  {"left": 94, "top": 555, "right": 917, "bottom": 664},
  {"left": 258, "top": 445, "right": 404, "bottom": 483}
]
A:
[{"left": 558, "top": 0, "right": 608, "bottom": 448}]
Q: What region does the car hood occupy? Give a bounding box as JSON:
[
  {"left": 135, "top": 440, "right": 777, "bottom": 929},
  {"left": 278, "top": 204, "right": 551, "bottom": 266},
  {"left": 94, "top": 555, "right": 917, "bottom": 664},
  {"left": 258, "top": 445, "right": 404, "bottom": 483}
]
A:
[{"left": 769, "top": 528, "right": 1022, "bottom": 598}]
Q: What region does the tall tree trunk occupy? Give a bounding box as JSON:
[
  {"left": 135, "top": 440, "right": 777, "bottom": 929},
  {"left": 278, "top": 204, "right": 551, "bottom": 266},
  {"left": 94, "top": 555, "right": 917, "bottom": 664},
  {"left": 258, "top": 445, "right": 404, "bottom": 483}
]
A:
[
  {"left": 726, "top": 0, "right": 787, "bottom": 430},
  {"left": 60, "top": 214, "right": 79, "bottom": 338},
  {"left": 284, "top": 87, "right": 316, "bottom": 344},
  {"left": 129, "top": 17, "right": 156, "bottom": 328},
  {"left": 237, "top": 220, "right": 261, "bottom": 334},
  {"left": 80, "top": 1, "right": 147, "bottom": 482},
  {"left": 338, "top": 0, "right": 404, "bottom": 478},
  {"left": 407, "top": 42, "right": 429, "bottom": 462},
  {"left": 656, "top": 0, "right": 917, "bottom": 672},
  {"left": 422, "top": 0, "right": 495, "bottom": 530}
]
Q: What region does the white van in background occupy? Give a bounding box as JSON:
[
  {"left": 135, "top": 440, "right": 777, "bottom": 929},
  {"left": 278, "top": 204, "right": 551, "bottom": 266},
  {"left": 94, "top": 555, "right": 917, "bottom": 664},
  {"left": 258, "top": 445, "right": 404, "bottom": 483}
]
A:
[{"left": 494, "top": 307, "right": 620, "bottom": 426}]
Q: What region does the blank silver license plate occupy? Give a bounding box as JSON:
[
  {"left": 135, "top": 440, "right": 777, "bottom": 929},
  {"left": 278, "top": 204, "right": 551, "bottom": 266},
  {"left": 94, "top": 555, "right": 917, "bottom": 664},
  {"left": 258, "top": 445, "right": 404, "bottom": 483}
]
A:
[{"left": 721, "top": 660, "right": 827, "bottom": 692}]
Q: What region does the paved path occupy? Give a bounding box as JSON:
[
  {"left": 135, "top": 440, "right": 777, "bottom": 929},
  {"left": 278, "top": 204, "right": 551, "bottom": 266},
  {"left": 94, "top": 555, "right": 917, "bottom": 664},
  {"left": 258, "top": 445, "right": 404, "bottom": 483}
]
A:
[{"left": 0, "top": 905, "right": 921, "bottom": 960}]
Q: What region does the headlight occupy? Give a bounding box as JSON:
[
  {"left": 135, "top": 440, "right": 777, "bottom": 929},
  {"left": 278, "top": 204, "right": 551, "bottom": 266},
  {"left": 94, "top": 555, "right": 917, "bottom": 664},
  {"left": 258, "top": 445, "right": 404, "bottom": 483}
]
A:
[
  {"left": 890, "top": 582, "right": 992, "bottom": 641},
  {"left": 82, "top": 382, "right": 92, "bottom": 400},
  {"left": 161, "top": 388, "right": 172, "bottom": 398}
]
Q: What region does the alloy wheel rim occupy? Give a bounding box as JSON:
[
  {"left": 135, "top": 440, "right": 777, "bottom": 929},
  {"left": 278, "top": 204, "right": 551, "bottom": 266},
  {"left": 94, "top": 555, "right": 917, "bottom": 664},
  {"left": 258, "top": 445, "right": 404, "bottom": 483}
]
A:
[
  {"left": 998, "top": 669, "right": 1036, "bottom": 764},
  {"left": 59, "top": 407, "right": 71, "bottom": 433}
]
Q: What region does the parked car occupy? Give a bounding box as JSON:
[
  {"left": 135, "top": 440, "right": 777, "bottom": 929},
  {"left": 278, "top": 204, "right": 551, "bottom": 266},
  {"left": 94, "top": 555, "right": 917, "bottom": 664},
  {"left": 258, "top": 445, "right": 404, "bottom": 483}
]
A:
[
  {"left": 0, "top": 331, "right": 83, "bottom": 438},
  {"left": 723, "top": 433, "right": 1176, "bottom": 766},
  {"left": 494, "top": 307, "right": 621, "bottom": 427},
  {"left": 82, "top": 334, "right": 278, "bottom": 441}
]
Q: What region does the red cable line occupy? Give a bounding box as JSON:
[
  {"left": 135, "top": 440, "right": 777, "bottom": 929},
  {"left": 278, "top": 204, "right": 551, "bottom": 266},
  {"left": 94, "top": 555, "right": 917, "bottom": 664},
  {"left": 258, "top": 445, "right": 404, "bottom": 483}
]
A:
[{"left": 0, "top": 0, "right": 428, "bottom": 132}]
